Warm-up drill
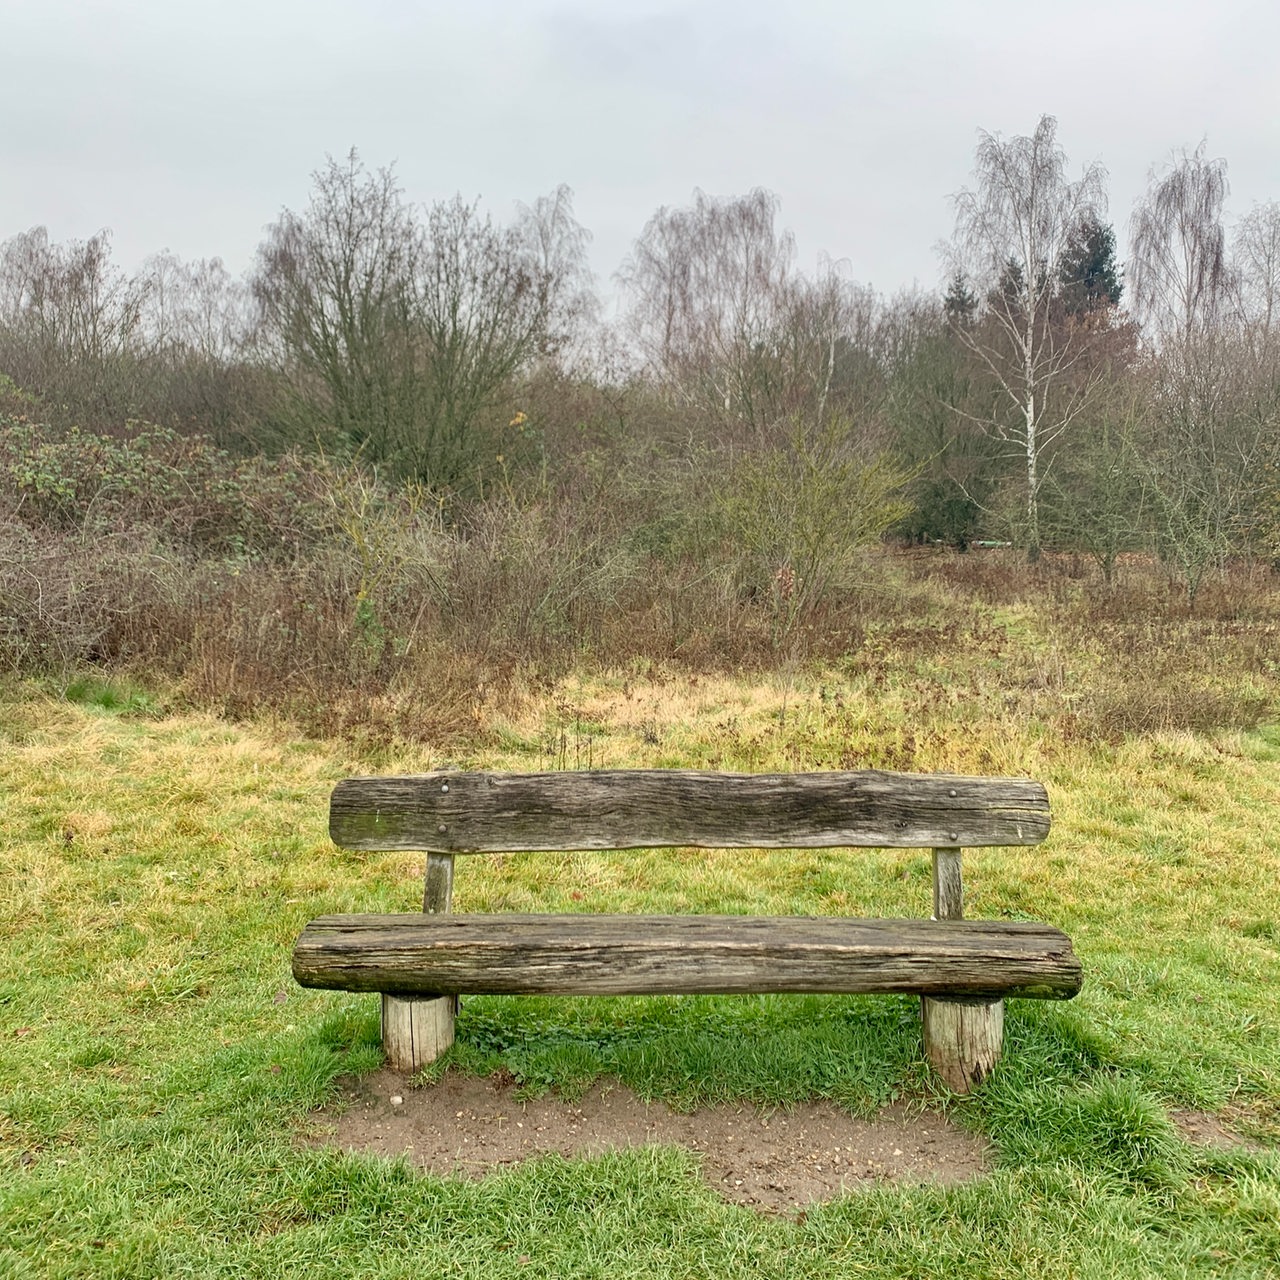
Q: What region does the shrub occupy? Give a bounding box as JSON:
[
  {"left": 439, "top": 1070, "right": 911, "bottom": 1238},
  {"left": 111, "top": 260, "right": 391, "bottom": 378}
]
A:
[
  {"left": 0, "top": 418, "right": 342, "bottom": 556},
  {"left": 712, "top": 421, "right": 910, "bottom": 636}
]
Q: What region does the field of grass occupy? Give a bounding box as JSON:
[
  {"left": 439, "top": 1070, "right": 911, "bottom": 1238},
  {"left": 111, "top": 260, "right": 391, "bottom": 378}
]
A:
[{"left": 3, "top": 569, "right": 1280, "bottom": 1278}]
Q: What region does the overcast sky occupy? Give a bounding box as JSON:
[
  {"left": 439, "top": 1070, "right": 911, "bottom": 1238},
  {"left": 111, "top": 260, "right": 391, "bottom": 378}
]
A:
[{"left": 4, "top": 0, "right": 1278, "bottom": 304}]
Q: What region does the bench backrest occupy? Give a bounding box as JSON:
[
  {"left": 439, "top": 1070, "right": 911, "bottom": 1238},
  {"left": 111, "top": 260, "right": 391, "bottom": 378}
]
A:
[{"left": 330, "top": 769, "right": 1050, "bottom": 854}]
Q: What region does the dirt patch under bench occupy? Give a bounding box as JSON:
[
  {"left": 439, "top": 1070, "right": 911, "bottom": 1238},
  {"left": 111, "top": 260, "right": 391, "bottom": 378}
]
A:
[{"left": 310, "top": 1070, "right": 992, "bottom": 1212}]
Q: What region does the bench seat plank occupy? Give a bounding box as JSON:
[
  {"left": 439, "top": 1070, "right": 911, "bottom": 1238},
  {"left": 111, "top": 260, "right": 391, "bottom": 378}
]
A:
[
  {"left": 294, "top": 914, "right": 1081, "bottom": 1001},
  {"left": 330, "top": 770, "right": 1051, "bottom": 853}
]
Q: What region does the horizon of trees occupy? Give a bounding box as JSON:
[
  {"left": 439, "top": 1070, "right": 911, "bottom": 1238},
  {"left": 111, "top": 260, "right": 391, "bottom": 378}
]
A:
[{"left": 3, "top": 121, "right": 1280, "bottom": 599}]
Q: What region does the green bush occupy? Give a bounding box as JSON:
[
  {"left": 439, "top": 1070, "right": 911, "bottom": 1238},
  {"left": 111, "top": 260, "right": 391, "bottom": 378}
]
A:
[
  {"left": 713, "top": 420, "right": 910, "bottom": 631},
  {"left": 0, "top": 418, "right": 343, "bottom": 557}
]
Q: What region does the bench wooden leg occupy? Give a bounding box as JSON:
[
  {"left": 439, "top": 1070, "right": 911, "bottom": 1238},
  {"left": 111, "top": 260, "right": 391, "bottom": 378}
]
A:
[
  {"left": 382, "top": 850, "right": 459, "bottom": 1073},
  {"left": 381, "top": 994, "right": 457, "bottom": 1073},
  {"left": 924, "top": 846, "right": 1002, "bottom": 1091},
  {"left": 921, "top": 996, "right": 1003, "bottom": 1092}
]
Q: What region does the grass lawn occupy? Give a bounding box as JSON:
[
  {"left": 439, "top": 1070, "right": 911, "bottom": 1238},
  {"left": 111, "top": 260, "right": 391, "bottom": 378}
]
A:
[{"left": 2, "top": 637, "right": 1279, "bottom": 1277}]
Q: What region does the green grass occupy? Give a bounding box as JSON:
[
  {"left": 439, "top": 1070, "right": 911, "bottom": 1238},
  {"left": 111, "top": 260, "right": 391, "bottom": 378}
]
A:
[
  {"left": 2, "top": 653, "right": 1280, "bottom": 1277},
  {"left": 60, "top": 677, "right": 163, "bottom": 719}
]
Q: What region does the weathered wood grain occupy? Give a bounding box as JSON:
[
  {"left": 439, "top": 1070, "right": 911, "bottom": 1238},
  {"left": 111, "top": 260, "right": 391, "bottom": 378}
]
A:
[
  {"left": 381, "top": 993, "right": 455, "bottom": 1073},
  {"left": 293, "top": 914, "right": 1081, "bottom": 1000},
  {"left": 422, "top": 852, "right": 454, "bottom": 914},
  {"left": 931, "top": 848, "right": 964, "bottom": 921},
  {"left": 382, "top": 850, "right": 460, "bottom": 1071},
  {"left": 921, "top": 844, "right": 1003, "bottom": 1091},
  {"left": 922, "top": 998, "right": 1004, "bottom": 1092},
  {"left": 330, "top": 770, "right": 1051, "bottom": 853}
]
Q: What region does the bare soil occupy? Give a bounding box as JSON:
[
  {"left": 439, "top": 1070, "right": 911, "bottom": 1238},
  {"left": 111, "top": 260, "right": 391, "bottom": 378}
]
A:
[
  {"left": 1171, "top": 1108, "right": 1268, "bottom": 1152},
  {"left": 310, "top": 1070, "right": 992, "bottom": 1212}
]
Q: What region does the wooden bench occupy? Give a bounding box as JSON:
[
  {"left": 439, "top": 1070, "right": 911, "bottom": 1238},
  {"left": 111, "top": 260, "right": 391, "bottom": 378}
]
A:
[{"left": 292, "top": 769, "right": 1082, "bottom": 1092}]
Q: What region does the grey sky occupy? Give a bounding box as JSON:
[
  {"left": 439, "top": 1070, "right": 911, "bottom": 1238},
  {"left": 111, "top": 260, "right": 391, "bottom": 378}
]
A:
[{"left": 4, "top": 0, "right": 1278, "bottom": 302}]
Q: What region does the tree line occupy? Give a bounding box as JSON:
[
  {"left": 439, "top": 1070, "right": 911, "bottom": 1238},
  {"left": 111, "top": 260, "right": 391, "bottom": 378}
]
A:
[{"left": 3, "top": 120, "right": 1280, "bottom": 600}]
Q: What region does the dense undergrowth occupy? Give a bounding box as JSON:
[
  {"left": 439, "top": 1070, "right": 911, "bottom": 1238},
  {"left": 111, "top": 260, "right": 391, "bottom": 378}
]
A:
[{"left": 3, "top": 415, "right": 1278, "bottom": 752}]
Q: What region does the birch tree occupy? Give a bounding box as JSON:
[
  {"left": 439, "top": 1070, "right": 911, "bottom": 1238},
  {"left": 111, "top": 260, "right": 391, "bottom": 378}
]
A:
[
  {"left": 1130, "top": 144, "right": 1231, "bottom": 346},
  {"left": 946, "top": 115, "right": 1109, "bottom": 560},
  {"left": 619, "top": 190, "right": 889, "bottom": 447},
  {"left": 618, "top": 188, "right": 796, "bottom": 433},
  {"left": 1128, "top": 147, "right": 1279, "bottom": 595},
  {"left": 0, "top": 226, "right": 151, "bottom": 423},
  {"left": 1234, "top": 201, "right": 1280, "bottom": 342}
]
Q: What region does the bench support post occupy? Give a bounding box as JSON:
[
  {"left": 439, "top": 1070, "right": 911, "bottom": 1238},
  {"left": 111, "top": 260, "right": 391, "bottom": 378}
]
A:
[
  {"left": 381, "top": 852, "right": 457, "bottom": 1073},
  {"left": 921, "top": 847, "right": 1004, "bottom": 1092},
  {"left": 381, "top": 992, "right": 457, "bottom": 1072}
]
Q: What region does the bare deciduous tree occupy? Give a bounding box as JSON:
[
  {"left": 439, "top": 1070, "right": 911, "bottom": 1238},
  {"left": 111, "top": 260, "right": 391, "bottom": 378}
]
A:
[
  {"left": 1130, "top": 144, "right": 1233, "bottom": 345},
  {"left": 1128, "top": 148, "right": 1279, "bottom": 598},
  {"left": 252, "top": 151, "right": 423, "bottom": 463},
  {"left": 410, "top": 194, "right": 568, "bottom": 486},
  {"left": 1234, "top": 201, "right": 1280, "bottom": 341},
  {"left": 514, "top": 184, "right": 599, "bottom": 372},
  {"left": 253, "top": 152, "right": 594, "bottom": 490},
  {"left": 618, "top": 188, "right": 797, "bottom": 431},
  {"left": 131, "top": 251, "right": 263, "bottom": 443},
  {"left": 777, "top": 259, "right": 884, "bottom": 430},
  {"left": 946, "top": 115, "right": 1109, "bottom": 560},
  {"left": 139, "top": 252, "right": 250, "bottom": 364},
  {"left": 619, "top": 190, "right": 892, "bottom": 450},
  {"left": 0, "top": 226, "right": 149, "bottom": 421}
]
